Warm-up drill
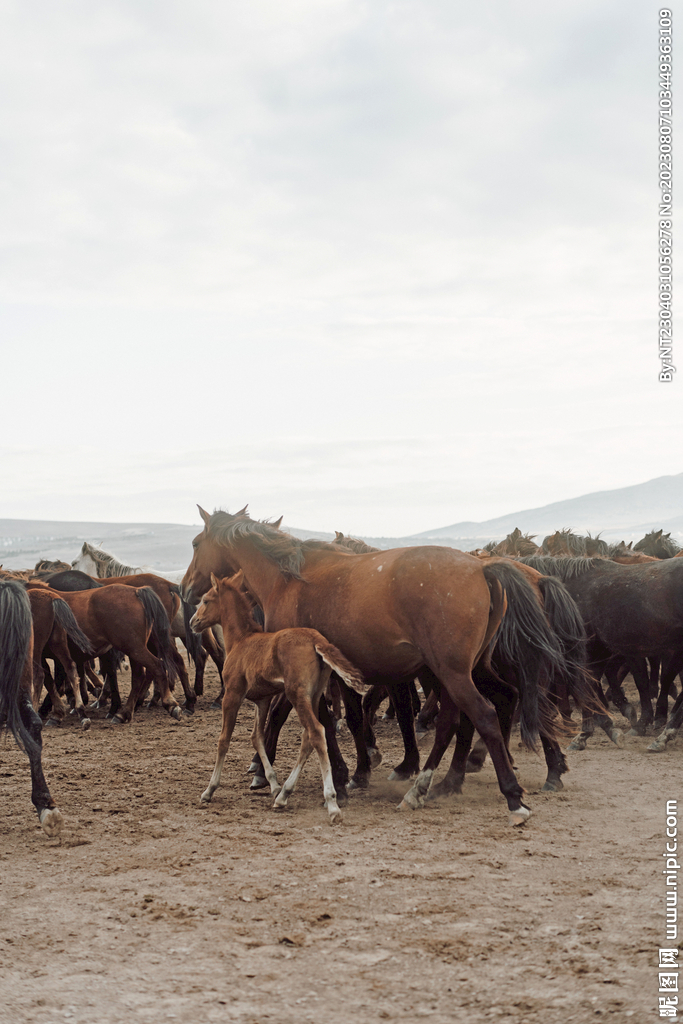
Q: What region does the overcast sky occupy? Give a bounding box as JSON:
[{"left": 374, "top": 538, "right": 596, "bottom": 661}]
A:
[{"left": 1, "top": 0, "right": 680, "bottom": 536}]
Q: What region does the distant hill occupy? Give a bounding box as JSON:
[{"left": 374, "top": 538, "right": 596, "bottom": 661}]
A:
[
  {"left": 411, "top": 472, "right": 683, "bottom": 545},
  {"left": 1, "top": 471, "right": 682, "bottom": 569}
]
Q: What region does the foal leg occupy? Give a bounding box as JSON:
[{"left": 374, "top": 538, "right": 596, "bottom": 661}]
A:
[
  {"left": 275, "top": 692, "right": 343, "bottom": 824},
  {"left": 201, "top": 677, "right": 249, "bottom": 803},
  {"left": 249, "top": 692, "right": 292, "bottom": 790}
]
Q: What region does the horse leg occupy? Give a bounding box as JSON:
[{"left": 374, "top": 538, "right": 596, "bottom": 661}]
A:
[
  {"left": 201, "top": 676, "right": 249, "bottom": 803},
  {"left": 50, "top": 635, "right": 91, "bottom": 731},
  {"left": 171, "top": 646, "right": 196, "bottom": 713},
  {"left": 317, "top": 693, "right": 350, "bottom": 803},
  {"left": 387, "top": 680, "right": 421, "bottom": 780},
  {"left": 540, "top": 733, "right": 568, "bottom": 792},
  {"left": 361, "top": 684, "right": 386, "bottom": 768},
  {"left": 415, "top": 688, "right": 440, "bottom": 739},
  {"left": 19, "top": 698, "right": 63, "bottom": 837},
  {"left": 437, "top": 669, "right": 529, "bottom": 825},
  {"left": 628, "top": 657, "right": 655, "bottom": 736},
  {"left": 649, "top": 656, "right": 662, "bottom": 700},
  {"left": 603, "top": 658, "right": 636, "bottom": 726},
  {"left": 249, "top": 692, "right": 292, "bottom": 790},
  {"left": 648, "top": 651, "right": 683, "bottom": 751},
  {"left": 398, "top": 693, "right": 460, "bottom": 810},
  {"left": 341, "top": 685, "right": 373, "bottom": 791},
  {"left": 250, "top": 698, "right": 281, "bottom": 797},
  {"left": 276, "top": 685, "right": 343, "bottom": 823},
  {"left": 36, "top": 659, "right": 67, "bottom": 725},
  {"left": 654, "top": 652, "right": 679, "bottom": 731}
]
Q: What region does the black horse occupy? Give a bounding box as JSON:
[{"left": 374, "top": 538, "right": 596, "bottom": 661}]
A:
[
  {"left": 522, "top": 556, "right": 683, "bottom": 739},
  {"left": 0, "top": 579, "right": 62, "bottom": 836}
]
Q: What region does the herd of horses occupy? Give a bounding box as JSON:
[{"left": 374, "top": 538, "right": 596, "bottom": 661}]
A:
[{"left": 1, "top": 512, "right": 683, "bottom": 839}]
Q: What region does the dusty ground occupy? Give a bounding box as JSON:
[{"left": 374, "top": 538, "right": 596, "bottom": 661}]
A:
[{"left": 0, "top": 666, "right": 676, "bottom": 1024}]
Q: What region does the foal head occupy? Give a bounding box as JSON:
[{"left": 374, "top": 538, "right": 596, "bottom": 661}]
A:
[{"left": 190, "top": 570, "right": 259, "bottom": 638}]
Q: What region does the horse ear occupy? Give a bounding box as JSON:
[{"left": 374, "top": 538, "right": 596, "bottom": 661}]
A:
[
  {"left": 210, "top": 572, "right": 219, "bottom": 588},
  {"left": 272, "top": 516, "right": 283, "bottom": 530},
  {"left": 628, "top": 541, "right": 633, "bottom": 549},
  {"left": 335, "top": 531, "right": 343, "bottom": 540},
  {"left": 198, "top": 505, "right": 211, "bottom": 525},
  {"left": 234, "top": 505, "right": 249, "bottom": 517}
]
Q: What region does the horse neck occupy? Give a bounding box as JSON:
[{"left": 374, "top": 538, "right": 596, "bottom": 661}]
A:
[
  {"left": 218, "top": 589, "right": 260, "bottom": 649},
  {"left": 219, "top": 534, "right": 295, "bottom": 611}
]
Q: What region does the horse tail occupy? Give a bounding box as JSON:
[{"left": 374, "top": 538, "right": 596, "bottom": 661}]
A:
[
  {"left": 179, "top": 590, "right": 205, "bottom": 665},
  {"left": 314, "top": 642, "right": 366, "bottom": 696},
  {"left": 135, "top": 587, "right": 179, "bottom": 685},
  {"left": 0, "top": 580, "right": 38, "bottom": 754},
  {"left": 51, "top": 598, "right": 95, "bottom": 657},
  {"left": 482, "top": 561, "right": 564, "bottom": 751},
  {"left": 536, "top": 575, "right": 593, "bottom": 705}
]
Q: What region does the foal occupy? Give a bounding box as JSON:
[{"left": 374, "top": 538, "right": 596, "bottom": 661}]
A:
[{"left": 191, "top": 572, "right": 366, "bottom": 823}]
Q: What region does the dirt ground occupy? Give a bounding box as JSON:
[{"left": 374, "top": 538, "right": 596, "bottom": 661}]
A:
[{"left": 0, "top": 665, "right": 676, "bottom": 1024}]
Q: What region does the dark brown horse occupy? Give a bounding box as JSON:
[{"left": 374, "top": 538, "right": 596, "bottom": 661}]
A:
[
  {"left": 0, "top": 580, "right": 63, "bottom": 837},
  {"left": 26, "top": 587, "right": 95, "bottom": 727},
  {"left": 182, "top": 506, "right": 569, "bottom": 825}
]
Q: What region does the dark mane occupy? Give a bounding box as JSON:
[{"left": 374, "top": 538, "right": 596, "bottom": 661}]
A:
[
  {"left": 207, "top": 512, "right": 306, "bottom": 580},
  {"left": 519, "top": 555, "right": 613, "bottom": 579}
]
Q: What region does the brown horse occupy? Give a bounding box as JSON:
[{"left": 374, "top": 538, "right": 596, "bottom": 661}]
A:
[
  {"left": 191, "top": 572, "right": 366, "bottom": 822},
  {"left": 0, "top": 580, "right": 63, "bottom": 836},
  {"left": 38, "top": 585, "right": 182, "bottom": 723},
  {"left": 26, "top": 587, "right": 95, "bottom": 727},
  {"left": 182, "top": 506, "right": 568, "bottom": 826}
]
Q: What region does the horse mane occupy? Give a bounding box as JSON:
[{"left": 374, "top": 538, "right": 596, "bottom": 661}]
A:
[
  {"left": 82, "top": 541, "right": 141, "bottom": 578},
  {"left": 519, "top": 555, "right": 610, "bottom": 579},
  {"left": 332, "top": 532, "right": 379, "bottom": 554},
  {"left": 207, "top": 511, "right": 306, "bottom": 580},
  {"left": 634, "top": 529, "right": 681, "bottom": 557}
]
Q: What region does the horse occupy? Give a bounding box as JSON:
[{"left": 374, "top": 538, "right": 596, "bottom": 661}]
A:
[
  {"left": 634, "top": 530, "right": 681, "bottom": 559},
  {"left": 0, "top": 580, "right": 63, "bottom": 837},
  {"left": 483, "top": 528, "right": 539, "bottom": 557},
  {"left": 191, "top": 572, "right": 366, "bottom": 822},
  {"left": 38, "top": 584, "right": 182, "bottom": 724},
  {"left": 521, "top": 555, "right": 683, "bottom": 739},
  {"left": 26, "top": 587, "right": 95, "bottom": 727},
  {"left": 182, "top": 506, "right": 572, "bottom": 826},
  {"left": 44, "top": 568, "right": 198, "bottom": 711},
  {"left": 398, "top": 558, "right": 596, "bottom": 811},
  {"left": 72, "top": 543, "right": 223, "bottom": 697}
]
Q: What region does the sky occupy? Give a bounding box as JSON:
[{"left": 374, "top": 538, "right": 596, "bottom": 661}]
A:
[{"left": 1, "top": 0, "right": 680, "bottom": 536}]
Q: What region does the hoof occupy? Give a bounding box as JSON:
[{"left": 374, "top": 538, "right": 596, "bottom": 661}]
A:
[
  {"left": 647, "top": 739, "right": 667, "bottom": 753},
  {"left": 81, "top": 718, "right": 91, "bottom": 732},
  {"left": 44, "top": 718, "right": 61, "bottom": 728},
  {"left": 509, "top": 804, "right": 531, "bottom": 827},
  {"left": 250, "top": 775, "right": 269, "bottom": 791},
  {"left": 200, "top": 792, "right": 212, "bottom": 804},
  {"left": 610, "top": 728, "right": 625, "bottom": 746},
  {"left": 327, "top": 806, "right": 343, "bottom": 824},
  {"left": 39, "top": 807, "right": 64, "bottom": 838},
  {"left": 396, "top": 798, "right": 417, "bottom": 812},
  {"left": 181, "top": 706, "right": 195, "bottom": 717},
  {"left": 567, "top": 736, "right": 586, "bottom": 752},
  {"left": 247, "top": 759, "right": 260, "bottom": 774},
  {"left": 210, "top": 700, "right": 222, "bottom": 710},
  {"left": 388, "top": 769, "right": 413, "bottom": 782},
  {"left": 111, "top": 714, "right": 125, "bottom": 725},
  {"left": 625, "top": 704, "right": 638, "bottom": 727},
  {"left": 541, "top": 777, "right": 563, "bottom": 793},
  {"left": 170, "top": 706, "right": 182, "bottom": 721},
  {"left": 465, "top": 759, "right": 485, "bottom": 774},
  {"left": 367, "top": 747, "right": 383, "bottom": 769}
]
